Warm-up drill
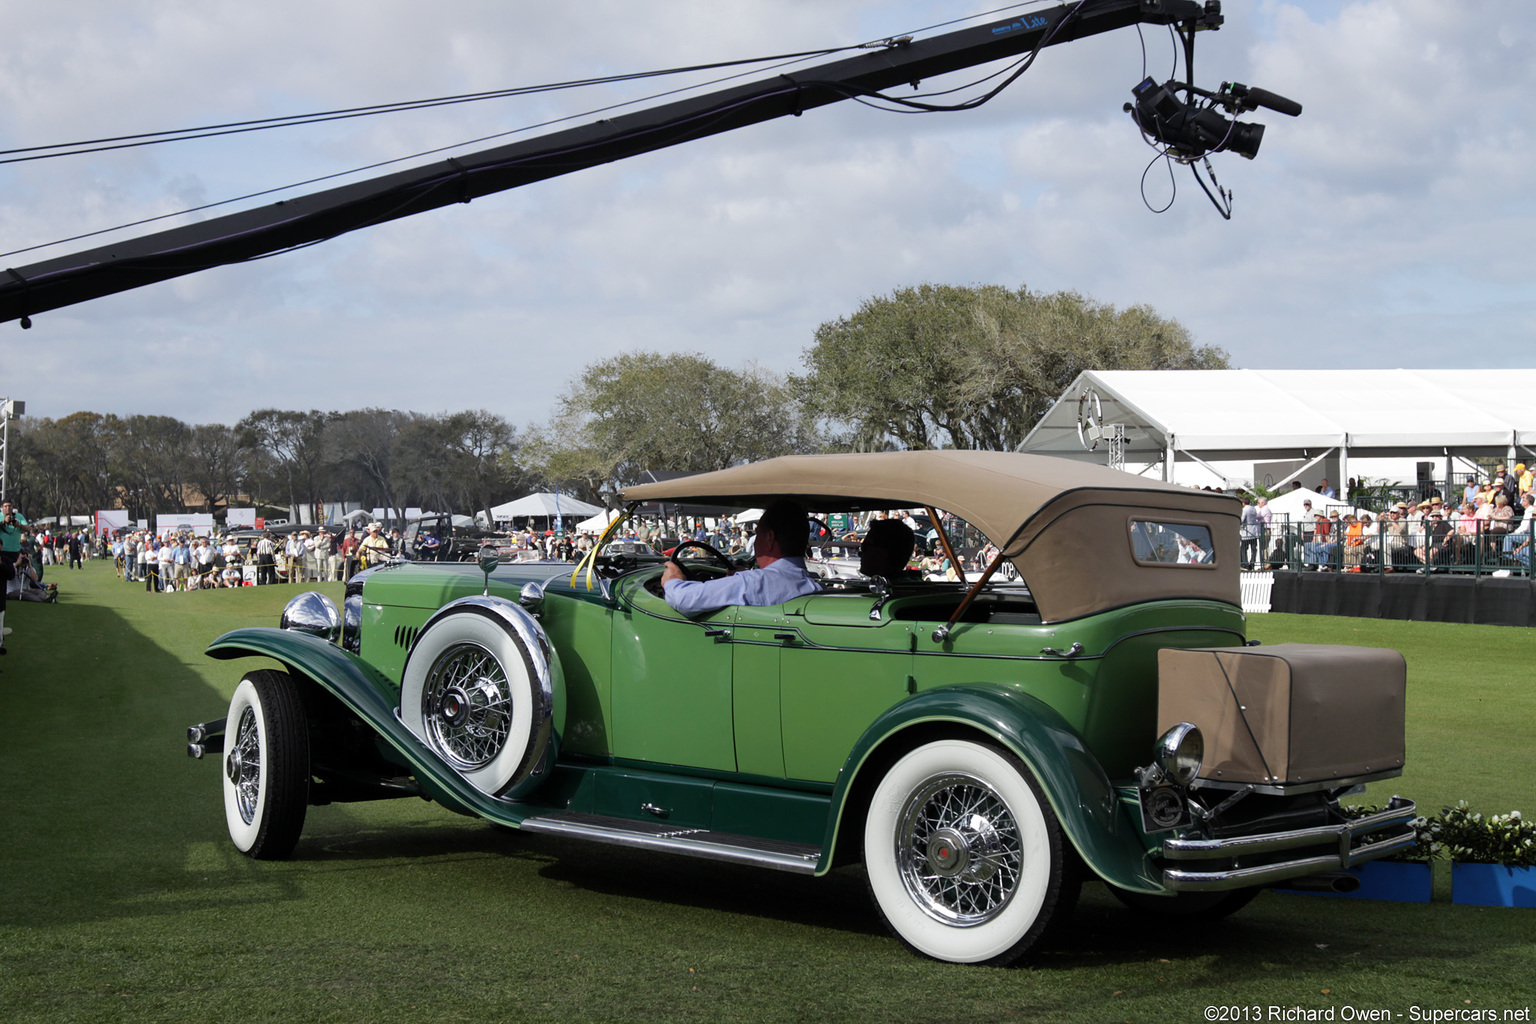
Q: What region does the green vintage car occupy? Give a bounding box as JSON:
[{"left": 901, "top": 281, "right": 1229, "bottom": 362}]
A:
[{"left": 191, "top": 451, "right": 1416, "bottom": 965}]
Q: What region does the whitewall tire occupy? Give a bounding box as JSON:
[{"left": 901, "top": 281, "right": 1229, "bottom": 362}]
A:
[
  {"left": 399, "top": 609, "right": 547, "bottom": 797},
  {"left": 222, "top": 670, "right": 310, "bottom": 859},
  {"left": 864, "top": 738, "right": 1074, "bottom": 965}
]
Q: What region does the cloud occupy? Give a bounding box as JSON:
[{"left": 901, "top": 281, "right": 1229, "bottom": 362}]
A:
[{"left": 1, "top": 0, "right": 1530, "bottom": 430}]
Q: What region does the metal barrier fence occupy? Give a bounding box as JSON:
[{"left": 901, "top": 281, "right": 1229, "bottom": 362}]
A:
[{"left": 1244, "top": 520, "right": 1531, "bottom": 578}]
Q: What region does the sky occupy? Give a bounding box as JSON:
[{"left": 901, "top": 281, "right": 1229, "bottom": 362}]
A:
[{"left": 1, "top": 0, "right": 1531, "bottom": 433}]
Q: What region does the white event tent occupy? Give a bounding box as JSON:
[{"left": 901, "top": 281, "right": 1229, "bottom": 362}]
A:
[
  {"left": 575, "top": 509, "right": 622, "bottom": 533},
  {"left": 489, "top": 493, "right": 604, "bottom": 524},
  {"left": 1020, "top": 369, "right": 1536, "bottom": 491},
  {"left": 1263, "top": 487, "right": 1369, "bottom": 523}
]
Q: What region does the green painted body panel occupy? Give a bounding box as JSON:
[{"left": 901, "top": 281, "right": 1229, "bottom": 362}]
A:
[
  {"left": 761, "top": 597, "right": 917, "bottom": 782},
  {"left": 609, "top": 576, "right": 737, "bottom": 771},
  {"left": 821, "top": 684, "right": 1166, "bottom": 892},
  {"left": 712, "top": 781, "right": 829, "bottom": 845},
  {"left": 596, "top": 769, "right": 715, "bottom": 828},
  {"left": 206, "top": 628, "right": 830, "bottom": 846},
  {"left": 727, "top": 620, "right": 786, "bottom": 777},
  {"left": 908, "top": 599, "right": 1246, "bottom": 780},
  {"left": 531, "top": 761, "right": 831, "bottom": 845},
  {"left": 534, "top": 575, "right": 616, "bottom": 757},
  {"left": 1085, "top": 622, "right": 1245, "bottom": 778}
]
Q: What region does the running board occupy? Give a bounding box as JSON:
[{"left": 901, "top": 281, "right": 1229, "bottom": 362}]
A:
[{"left": 518, "top": 811, "right": 821, "bottom": 874}]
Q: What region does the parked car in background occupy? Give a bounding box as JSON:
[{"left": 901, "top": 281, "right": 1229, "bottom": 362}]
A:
[
  {"left": 402, "top": 514, "right": 515, "bottom": 562},
  {"left": 191, "top": 451, "right": 1414, "bottom": 965}
]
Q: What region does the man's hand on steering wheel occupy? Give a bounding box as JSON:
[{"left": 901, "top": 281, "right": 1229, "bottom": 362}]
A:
[{"left": 664, "top": 539, "right": 734, "bottom": 583}]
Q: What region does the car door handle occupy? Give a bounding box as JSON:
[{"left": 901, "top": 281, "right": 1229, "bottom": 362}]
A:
[
  {"left": 773, "top": 632, "right": 797, "bottom": 642},
  {"left": 1040, "top": 642, "right": 1084, "bottom": 657},
  {"left": 703, "top": 628, "right": 730, "bottom": 641}
]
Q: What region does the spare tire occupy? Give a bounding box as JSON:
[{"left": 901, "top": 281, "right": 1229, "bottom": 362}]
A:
[{"left": 399, "top": 597, "right": 562, "bottom": 798}]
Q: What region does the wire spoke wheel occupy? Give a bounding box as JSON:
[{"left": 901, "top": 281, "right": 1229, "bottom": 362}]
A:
[
  {"left": 221, "top": 670, "right": 309, "bottom": 860},
  {"left": 864, "top": 738, "right": 1073, "bottom": 965},
  {"left": 399, "top": 605, "right": 558, "bottom": 798},
  {"left": 422, "top": 642, "right": 514, "bottom": 770},
  {"left": 229, "top": 705, "right": 262, "bottom": 825},
  {"left": 896, "top": 772, "right": 1023, "bottom": 926}
]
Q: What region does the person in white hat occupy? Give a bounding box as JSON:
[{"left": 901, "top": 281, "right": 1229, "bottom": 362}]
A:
[{"left": 358, "top": 523, "right": 391, "bottom": 568}]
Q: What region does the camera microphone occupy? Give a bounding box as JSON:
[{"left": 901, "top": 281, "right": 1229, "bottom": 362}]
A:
[{"left": 1221, "top": 81, "right": 1302, "bottom": 117}]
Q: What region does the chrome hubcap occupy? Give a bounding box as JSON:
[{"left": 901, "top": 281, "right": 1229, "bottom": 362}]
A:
[
  {"left": 896, "top": 772, "right": 1022, "bottom": 926},
  {"left": 422, "top": 643, "right": 513, "bottom": 771}
]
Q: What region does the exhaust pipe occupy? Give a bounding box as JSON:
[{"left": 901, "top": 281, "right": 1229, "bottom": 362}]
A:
[{"left": 1277, "top": 871, "right": 1361, "bottom": 894}]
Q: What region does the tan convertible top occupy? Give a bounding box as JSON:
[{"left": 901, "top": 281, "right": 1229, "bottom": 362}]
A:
[{"left": 622, "top": 451, "right": 1241, "bottom": 621}]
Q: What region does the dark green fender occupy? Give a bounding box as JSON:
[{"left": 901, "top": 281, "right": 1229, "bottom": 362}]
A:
[
  {"left": 821, "top": 684, "right": 1162, "bottom": 893},
  {"left": 207, "top": 627, "right": 533, "bottom": 825}
]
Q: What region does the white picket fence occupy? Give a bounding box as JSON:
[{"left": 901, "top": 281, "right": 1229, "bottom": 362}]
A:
[{"left": 1240, "top": 571, "right": 1274, "bottom": 614}]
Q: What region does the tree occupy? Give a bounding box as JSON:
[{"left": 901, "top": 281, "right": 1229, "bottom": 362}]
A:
[
  {"left": 795, "top": 284, "right": 1228, "bottom": 451},
  {"left": 391, "top": 416, "right": 456, "bottom": 520},
  {"left": 326, "top": 409, "right": 414, "bottom": 527},
  {"left": 536, "top": 352, "right": 822, "bottom": 491},
  {"left": 108, "top": 414, "right": 193, "bottom": 518},
  {"left": 440, "top": 410, "right": 520, "bottom": 525},
  {"left": 184, "top": 423, "right": 242, "bottom": 514},
  {"left": 6, "top": 413, "right": 118, "bottom": 520},
  {"left": 237, "top": 409, "right": 328, "bottom": 517}
]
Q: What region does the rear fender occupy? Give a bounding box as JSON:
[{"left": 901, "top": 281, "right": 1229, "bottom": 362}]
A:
[
  {"left": 821, "top": 684, "right": 1162, "bottom": 893},
  {"left": 206, "top": 627, "right": 531, "bottom": 824}
]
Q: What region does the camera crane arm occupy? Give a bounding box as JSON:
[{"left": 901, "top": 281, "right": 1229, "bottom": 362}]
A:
[{"left": 1, "top": 0, "right": 1246, "bottom": 326}]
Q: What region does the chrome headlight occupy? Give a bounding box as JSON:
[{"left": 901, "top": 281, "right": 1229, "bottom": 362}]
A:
[
  {"left": 519, "top": 580, "right": 545, "bottom": 612},
  {"left": 341, "top": 591, "right": 363, "bottom": 653},
  {"left": 1155, "top": 722, "right": 1204, "bottom": 787},
  {"left": 280, "top": 591, "right": 340, "bottom": 643}
]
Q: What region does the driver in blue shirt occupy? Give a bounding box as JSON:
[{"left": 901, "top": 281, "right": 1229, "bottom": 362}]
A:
[{"left": 661, "top": 499, "right": 821, "bottom": 615}]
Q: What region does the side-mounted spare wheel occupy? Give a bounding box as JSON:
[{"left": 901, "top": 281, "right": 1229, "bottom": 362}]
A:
[
  {"left": 864, "top": 738, "right": 1079, "bottom": 966},
  {"left": 223, "top": 669, "right": 310, "bottom": 859},
  {"left": 399, "top": 597, "right": 562, "bottom": 799}
]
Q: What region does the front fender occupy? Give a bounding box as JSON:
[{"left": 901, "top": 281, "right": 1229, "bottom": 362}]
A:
[
  {"left": 821, "top": 684, "right": 1162, "bottom": 894},
  {"left": 206, "top": 627, "right": 534, "bottom": 826}
]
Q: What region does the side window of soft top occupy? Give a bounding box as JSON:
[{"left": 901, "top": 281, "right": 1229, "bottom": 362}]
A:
[{"left": 1129, "top": 519, "right": 1216, "bottom": 566}]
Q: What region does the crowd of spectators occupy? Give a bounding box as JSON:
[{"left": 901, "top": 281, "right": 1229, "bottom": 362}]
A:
[
  {"left": 1249, "top": 461, "right": 1533, "bottom": 574},
  {"left": 111, "top": 523, "right": 400, "bottom": 591}
]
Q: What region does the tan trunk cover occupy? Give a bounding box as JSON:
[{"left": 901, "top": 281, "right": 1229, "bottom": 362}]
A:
[{"left": 1157, "top": 644, "right": 1406, "bottom": 785}]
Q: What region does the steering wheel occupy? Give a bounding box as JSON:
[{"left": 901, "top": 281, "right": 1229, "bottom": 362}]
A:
[
  {"left": 807, "top": 516, "right": 835, "bottom": 557},
  {"left": 668, "top": 539, "right": 734, "bottom": 580}
]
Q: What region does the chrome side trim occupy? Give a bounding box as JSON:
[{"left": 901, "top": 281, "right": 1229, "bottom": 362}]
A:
[
  {"left": 519, "top": 814, "right": 820, "bottom": 875},
  {"left": 1161, "top": 797, "right": 1417, "bottom": 892}
]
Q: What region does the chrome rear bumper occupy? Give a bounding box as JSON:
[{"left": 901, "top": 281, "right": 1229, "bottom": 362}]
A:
[{"left": 1162, "top": 796, "right": 1418, "bottom": 892}]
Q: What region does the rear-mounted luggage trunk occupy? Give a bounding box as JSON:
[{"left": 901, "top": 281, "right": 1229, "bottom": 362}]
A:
[{"left": 1157, "top": 643, "right": 1406, "bottom": 792}]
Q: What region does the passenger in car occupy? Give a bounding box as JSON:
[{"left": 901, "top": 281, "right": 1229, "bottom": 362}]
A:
[
  {"left": 661, "top": 499, "right": 822, "bottom": 615},
  {"left": 858, "top": 519, "right": 921, "bottom": 581}
]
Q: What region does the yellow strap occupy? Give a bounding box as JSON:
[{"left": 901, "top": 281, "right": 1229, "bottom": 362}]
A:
[{"left": 569, "top": 503, "right": 638, "bottom": 591}]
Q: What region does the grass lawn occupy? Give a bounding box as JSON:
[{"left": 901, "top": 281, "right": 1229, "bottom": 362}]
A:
[{"left": 2, "top": 562, "right": 1533, "bottom": 1023}]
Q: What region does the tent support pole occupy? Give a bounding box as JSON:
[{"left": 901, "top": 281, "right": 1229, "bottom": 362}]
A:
[
  {"left": 1270, "top": 448, "right": 1336, "bottom": 491},
  {"left": 1339, "top": 436, "right": 1349, "bottom": 501},
  {"left": 1177, "top": 449, "right": 1230, "bottom": 489}
]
